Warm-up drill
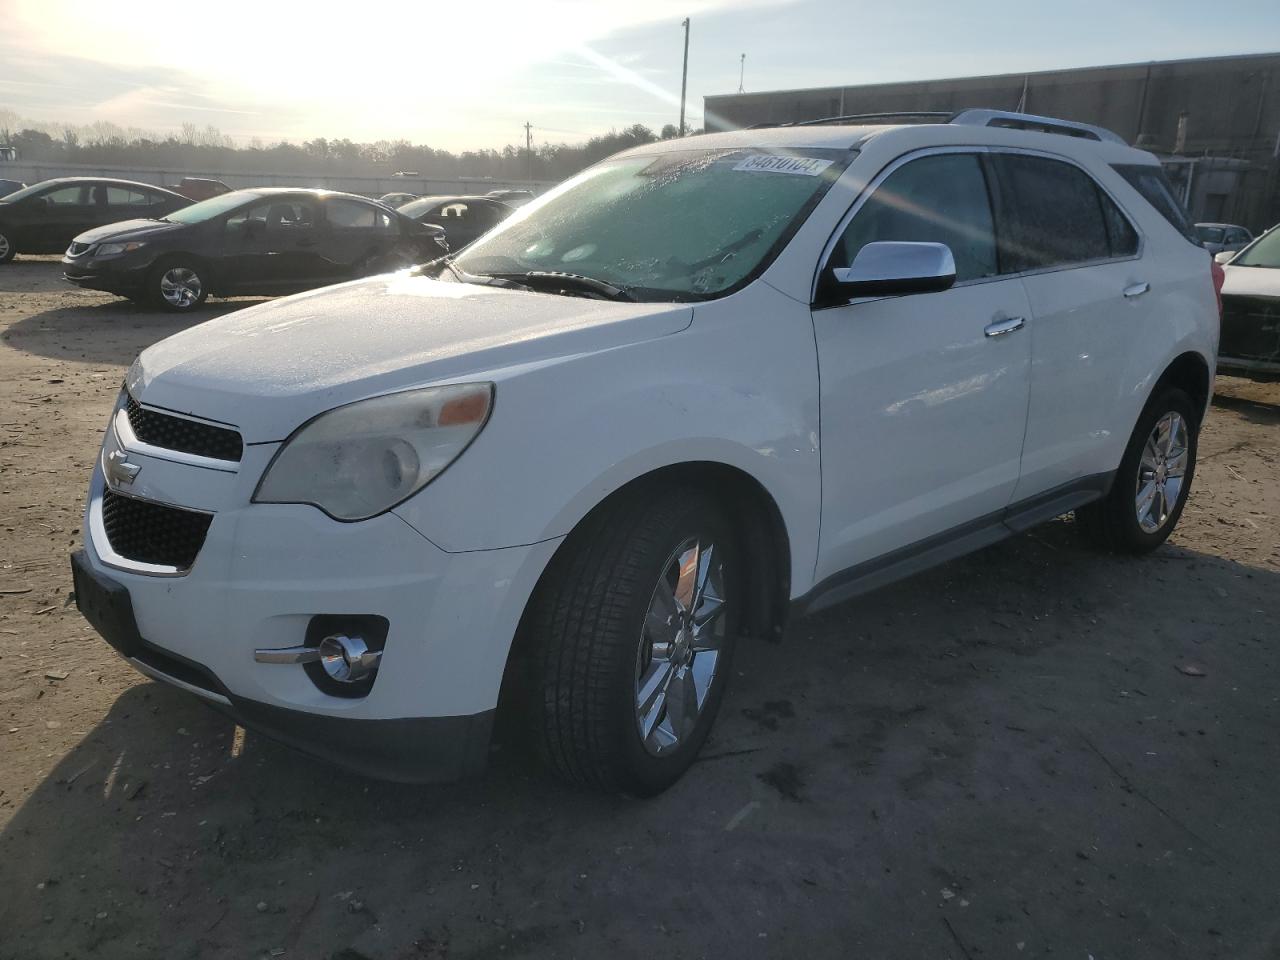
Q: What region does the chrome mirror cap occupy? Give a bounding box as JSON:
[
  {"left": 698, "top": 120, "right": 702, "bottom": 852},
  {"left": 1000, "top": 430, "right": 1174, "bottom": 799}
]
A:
[{"left": 831, "top": 241, "right": 957, "bottom": 299}]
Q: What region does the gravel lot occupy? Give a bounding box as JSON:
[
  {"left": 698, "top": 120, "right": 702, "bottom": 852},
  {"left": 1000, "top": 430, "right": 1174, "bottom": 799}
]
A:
[{"left": 1, "top": 256, "right": 1278, "bottom": 960}]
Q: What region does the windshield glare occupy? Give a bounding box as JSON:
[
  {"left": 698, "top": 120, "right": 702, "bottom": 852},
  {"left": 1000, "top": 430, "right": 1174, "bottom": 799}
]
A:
[
  {"left": 163, "top": 191, "right": 255, "bottom": 224},
  {"left": 1234, "top": 228, "right": 1280, "bottom": 268},
  {"left": 455, "top": 148, "right": 849, "bottom": 300}
]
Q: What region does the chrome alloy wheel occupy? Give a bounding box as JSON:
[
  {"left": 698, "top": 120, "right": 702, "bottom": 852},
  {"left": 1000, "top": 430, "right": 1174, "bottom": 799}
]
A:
[
  {"left": 1135, "top": 411, "right": 1189, "bottom": 534},
  {"left": 159, "top": 267, "right": 202, "bottom": 308},
  {"left": 634, "top": 537, "right": 728, "bottom": 756},
  {"left": 0, "top": 233, "right": 10, "bottom": 260}
]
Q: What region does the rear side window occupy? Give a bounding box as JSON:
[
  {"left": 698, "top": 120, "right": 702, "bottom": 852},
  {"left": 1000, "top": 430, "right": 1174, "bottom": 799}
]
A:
[
  {"left": 1112, "top": 163, "right": 1199, "bottom": 245},
  {"left": 990, "top": 155, "right": 1115, "bottom": 271},
  {"left": 834, "top": 153, "right": 998, "bottom": 283}
]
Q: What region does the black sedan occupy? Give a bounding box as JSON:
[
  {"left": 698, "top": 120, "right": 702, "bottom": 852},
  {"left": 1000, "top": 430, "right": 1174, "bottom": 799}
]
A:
[
  {"left": 62, "top": 188, "right": 449, "bottom": 311},
  {"left": 396, "top": 195, "right": 512, "bottom": 250},
  {"left": 0, "top": 177, "right": 190, "bottom": 264}
]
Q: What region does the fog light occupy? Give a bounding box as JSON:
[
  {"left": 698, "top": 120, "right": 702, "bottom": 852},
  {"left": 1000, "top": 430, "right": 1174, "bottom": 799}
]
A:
[{"left": 317, "top": 634, "right": 381, "bottom": 683}]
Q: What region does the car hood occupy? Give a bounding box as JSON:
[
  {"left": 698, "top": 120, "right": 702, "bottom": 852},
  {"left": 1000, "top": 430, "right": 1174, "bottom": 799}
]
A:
[
  {"left": 1221, "top": 264, "right": 1280, "bottom": 298},
  {"left": 74, "top": 219, "right": 187, "bottom": 245},
  {"left": 132, "top": 273, "right": 694, "bottom": 442}
]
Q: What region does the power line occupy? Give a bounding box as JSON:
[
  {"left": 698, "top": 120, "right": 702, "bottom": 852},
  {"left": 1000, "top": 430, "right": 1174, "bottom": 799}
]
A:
[
  {"left": 738, "top": 53, "right": 746, "bottom": 94},
  {"left": 524, "top": 120, "right": 533, "bottom": 182}
]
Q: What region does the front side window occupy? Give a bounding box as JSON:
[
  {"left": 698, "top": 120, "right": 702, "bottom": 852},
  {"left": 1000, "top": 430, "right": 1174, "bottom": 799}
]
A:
[
  {"left": 226, "top": 200, "right": 316, "bottom": 237},
  {"left": 991, "top": 155, "right": 1115, "bottom": 271},
  {"left": 1196, "top": 225, "right": 1226, "bottom": 244},
  {"left": 831, "top": 152, "right": 998, "bottom": 283},
  {"left": 44, "top": 185, "right": 88, "bottom": 205},
  {"left": 455, "top": 147, "right": 850, "bottom": 300},
  {"left": 326, "top": 199, "right": 377, "bottom": 229}
]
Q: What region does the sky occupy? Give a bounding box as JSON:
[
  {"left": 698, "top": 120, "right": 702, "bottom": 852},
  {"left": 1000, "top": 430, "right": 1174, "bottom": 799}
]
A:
[{"left": 2, "top": 0, "right": 1278, "bottom": 152}]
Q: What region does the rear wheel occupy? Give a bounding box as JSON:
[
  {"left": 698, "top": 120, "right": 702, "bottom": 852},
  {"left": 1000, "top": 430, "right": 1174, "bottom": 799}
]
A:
[
  {"left": 1077, "top": 387, "right": 1199, "bottom": 553},
  {"left": 0, "top": 228, "right": 15, "bottom": 264},
  {"left": 527, "top": 486, "right": 741, "bottom": 795},
  {"left": 148, "top": 260, "right": 208, "bottom": 312}
]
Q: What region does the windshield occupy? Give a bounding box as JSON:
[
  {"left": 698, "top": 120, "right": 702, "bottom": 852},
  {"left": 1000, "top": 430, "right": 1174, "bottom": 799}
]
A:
[
  {"left": 1195, "top": 225, "right": 1225, "bottom": 244},
  {"left": 397, "top": 196, "right": 451, "bottom": 218},
  {"left": 454, "top": 147, "right": 851, "bottom": 300},
  {"left": 1233, "top": 228, "right": 1280, "bottom": 268},
  {"left": 163, "top": 191, "right": 255, "bottom": 224}
]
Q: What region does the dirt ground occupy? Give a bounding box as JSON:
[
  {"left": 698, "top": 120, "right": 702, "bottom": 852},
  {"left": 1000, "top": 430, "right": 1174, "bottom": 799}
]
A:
[{"left": 1, "top": 256, "right": 1278, "bottom": 960}]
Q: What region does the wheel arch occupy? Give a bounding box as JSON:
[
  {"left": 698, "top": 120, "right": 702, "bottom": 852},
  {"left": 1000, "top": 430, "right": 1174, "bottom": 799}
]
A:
[
  {"left": 1151, "top": 350, "right": 1212, "bottom": 423},
  {"left": 495, "top": 460, "right": 794, "bottom": 728}
]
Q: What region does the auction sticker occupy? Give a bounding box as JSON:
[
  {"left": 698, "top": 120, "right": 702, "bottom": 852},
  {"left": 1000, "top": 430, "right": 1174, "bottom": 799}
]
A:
[{"left": 733, "top": 154, "right": 834, "bottom": 176}]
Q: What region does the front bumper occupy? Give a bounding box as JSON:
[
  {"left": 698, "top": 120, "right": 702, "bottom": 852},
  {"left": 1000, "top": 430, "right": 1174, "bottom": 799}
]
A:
[
  {"left": 76, "top": 396, "right": 561, "bottom": 782},
  {"left": 72, "top": 550, "right": 493, "bottom": 782},
  {"left": 61, "top": 254, "right": 150, "bottom": 294}
]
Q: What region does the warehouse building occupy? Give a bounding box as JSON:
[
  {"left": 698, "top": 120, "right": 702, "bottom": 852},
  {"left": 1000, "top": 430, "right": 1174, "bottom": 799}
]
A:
[{"left": 705, "top": 52, "right": 1280, "bottom": 232}]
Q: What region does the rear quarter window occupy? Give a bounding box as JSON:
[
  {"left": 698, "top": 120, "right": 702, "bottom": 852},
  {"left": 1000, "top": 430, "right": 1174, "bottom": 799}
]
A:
[{"left": 1112, "top": 164, "right": 1199, "bottom": 245}]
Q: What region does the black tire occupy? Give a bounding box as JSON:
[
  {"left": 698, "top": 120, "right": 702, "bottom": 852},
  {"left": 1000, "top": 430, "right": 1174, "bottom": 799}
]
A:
[
  {"left": 1077, "top": 387, "right": 1199, "bottom": 553},
  {"left": 0, "top": 227, "right": 15, "bottom": 264},
  {"left": 526, "top": 486, "right": 742, "bottom": 796},
  {"left": 147, "top": 259, "right": 208, "bottom": 312}
]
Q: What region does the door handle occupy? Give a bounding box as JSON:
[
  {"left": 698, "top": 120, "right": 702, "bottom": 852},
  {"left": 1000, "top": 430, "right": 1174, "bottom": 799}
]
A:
[
  {"left": 984, "top": 316, "right": 1025, "bottom": 338},
  {"left": 1123, "top": 281, "right": 1150, "bottom": 298}
]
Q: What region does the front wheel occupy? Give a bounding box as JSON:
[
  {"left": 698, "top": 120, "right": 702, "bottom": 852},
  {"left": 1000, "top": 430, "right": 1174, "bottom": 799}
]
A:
[
  {"left": 0, "top": 228, "right": 15, "bottom": 264},
  {"left": 148, "top": 260, "right": 208, "bottom": 312},
  {"left": 1077, "top": 387, "right": 1199, "bottom": 553},
  {"left": 527, "top": 487, "right": 741, "bottom": 795}
]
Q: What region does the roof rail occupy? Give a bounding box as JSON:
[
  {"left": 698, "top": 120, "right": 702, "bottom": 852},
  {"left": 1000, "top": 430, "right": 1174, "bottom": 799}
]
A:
[
  {"left": 787, "top": 111, "right": 952, "bottom": 128},
  {"left": 949, "top": 109, "right": 1127, "bottom": 145}
]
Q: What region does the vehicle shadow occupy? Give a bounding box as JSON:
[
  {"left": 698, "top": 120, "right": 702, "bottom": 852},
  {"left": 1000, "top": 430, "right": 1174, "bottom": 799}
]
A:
[
  {"left": 1211, "top": 389, "right": 1280, "bottom": 425},
  {"left": 2, "top": 519, "right": 1279, "bottom": 959},
  {"left": 2, "top": 298, "right": 270, "bottom": 366}
]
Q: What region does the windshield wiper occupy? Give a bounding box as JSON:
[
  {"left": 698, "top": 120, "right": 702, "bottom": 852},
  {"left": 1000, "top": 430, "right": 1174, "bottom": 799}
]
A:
[
  {"left": 427, "top": 256, "right": 533, "bottom": 291},
  {"left": 491, "top": 271, "right": 633, "bottom": 301}
]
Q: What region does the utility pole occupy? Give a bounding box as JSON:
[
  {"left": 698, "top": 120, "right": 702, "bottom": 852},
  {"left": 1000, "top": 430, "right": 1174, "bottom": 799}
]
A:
[
  {"left": 678, "top": 18, "right": 690, "bottom": 136},
  {"left": 524, "top": 121, "right": 533, "bottom": 182},
  {"left": 738, "top": 53, "right": 746, "bottom": 93}
]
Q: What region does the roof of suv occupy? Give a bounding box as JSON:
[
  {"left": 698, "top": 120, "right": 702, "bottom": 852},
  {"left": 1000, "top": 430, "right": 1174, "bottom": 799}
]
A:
[{"left": 620, "top": 110, "right": 1157, "bottom": 165}]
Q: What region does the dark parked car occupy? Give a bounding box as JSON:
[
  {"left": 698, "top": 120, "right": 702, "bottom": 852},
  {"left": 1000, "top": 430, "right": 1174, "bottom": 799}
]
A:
[
  {"left": 170, "top": 177, "right": 232, "bottom": 202},
  {"left": 397, "top": 194, "right": 512, "bottom": 250},
  {"left": 61, "top": 188, "right": 449, "bottom": 311},
  {"left": 0, "top": 179, "right": 25, "bottom": 199},
  {"left": 0, "top": 177, "right": 191, "bottom": 264},
  {"left": 485, "top": 188, "right": 534, "bottom": 206},
  {"left": 1217, "top": 224, "right": 1280, "bottom": 379}
]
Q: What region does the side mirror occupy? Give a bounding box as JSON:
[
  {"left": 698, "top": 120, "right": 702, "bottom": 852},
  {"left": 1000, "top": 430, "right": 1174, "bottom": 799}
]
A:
[
  {"left": 1213, "top": 250, "right": 1234, "bottom": 265},
  {"left": 829, "top": 241, "right": 957, "bottom": 300}
]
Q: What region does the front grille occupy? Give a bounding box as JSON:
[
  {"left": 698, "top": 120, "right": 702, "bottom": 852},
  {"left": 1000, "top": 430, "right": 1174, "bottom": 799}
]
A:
[
  {"left": 66, "top": 241, "right": 93, "bottom": 257},
  {"left": 1220, "top": 295, "right": 1280, "bottom": 363},
  {"left": 101, "top": 489, "right": 213, "bottom": 570},
  {"left": 125, "top": 395, "right": 243, "bottom": 462}
]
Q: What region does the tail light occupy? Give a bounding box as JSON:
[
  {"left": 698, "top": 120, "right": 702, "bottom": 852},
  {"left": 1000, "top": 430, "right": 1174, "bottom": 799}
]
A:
[{"left": 1210, "top": 259, "right": 1225, "bottom": 321}]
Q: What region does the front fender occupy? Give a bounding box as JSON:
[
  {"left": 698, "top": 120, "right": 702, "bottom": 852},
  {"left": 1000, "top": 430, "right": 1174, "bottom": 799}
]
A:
[{"left": 393, "top": 283, "right": 823, "bottom": 596}]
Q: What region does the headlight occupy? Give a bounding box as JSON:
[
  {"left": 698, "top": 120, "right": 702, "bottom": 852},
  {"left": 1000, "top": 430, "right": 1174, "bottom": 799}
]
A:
[
  {"left": 253, "top": 383, "right": 493, "bottom": 521},
  {"left": 96, "top": 241, "right": 146, "bottom": 257}
]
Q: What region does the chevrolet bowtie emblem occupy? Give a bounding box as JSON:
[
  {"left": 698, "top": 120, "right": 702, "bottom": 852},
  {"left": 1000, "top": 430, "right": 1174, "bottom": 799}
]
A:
[{"left": 105, "top": 449, "right": 141, "bottom": 487}]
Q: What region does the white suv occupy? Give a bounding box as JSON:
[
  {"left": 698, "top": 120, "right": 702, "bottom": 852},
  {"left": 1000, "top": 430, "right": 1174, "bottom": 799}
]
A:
[{"left": 72, "top": 111, "right": 1219, "bottom": 795}]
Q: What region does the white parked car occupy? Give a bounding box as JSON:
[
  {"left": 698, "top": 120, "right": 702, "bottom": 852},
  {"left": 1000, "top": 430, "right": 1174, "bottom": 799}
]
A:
[
  {"left": 1215, "top": 225, "right": 1280, "bottom": 378},
  {"left": 72, "top": 111, "right": 1220, "bottom": 795}
]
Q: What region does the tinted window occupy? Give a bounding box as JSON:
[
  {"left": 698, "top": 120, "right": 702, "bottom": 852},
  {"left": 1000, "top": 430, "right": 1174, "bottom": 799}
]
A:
[
  {"left": 833, "top": 153, "right": 997, "bottom": 283},
  {"left": 991, "top": 155, "right": 1111, "bottom": 271},
  {"left": 1226, "top": 228, "right": 1250, "bottom": 244},
  {"left": 1112, "top": 163, "right": 1199, "bottom": 244},
  {"left": 1100, "top": 191, "right": 1139, "bottom": 258},
  {"left": 1195, "top": 225, "right": 1225, "bottom": 244},
  {"left": 226, "top": 200, "right": 315, "bottom": 237},
  {"left": 105, "top": 187, "right": 150, "bottom": 206},
  {"left": 327, "top": 199, "right": 377, "bottom": 229},
  {"left": 44, "top": 186, "right": 87, "bottom": 205},
  {"left": 376, "top": 210, "right": 396, "bottom": 232}
]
